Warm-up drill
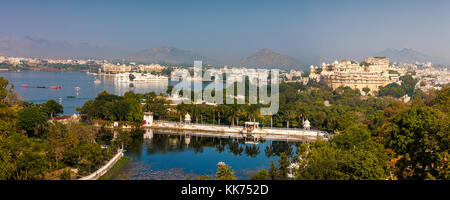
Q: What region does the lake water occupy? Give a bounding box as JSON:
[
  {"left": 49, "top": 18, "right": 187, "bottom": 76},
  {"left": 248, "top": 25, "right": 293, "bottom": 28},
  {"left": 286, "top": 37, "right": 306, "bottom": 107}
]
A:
[
  {"left": 112, "top": 129, "right": 300, "bottom": 180},
  {"left": 1, "top": 71, "right": 299, "bottom": 180},
  {"left": 1, "top": 71, "right": 168, "bottom": 114}
]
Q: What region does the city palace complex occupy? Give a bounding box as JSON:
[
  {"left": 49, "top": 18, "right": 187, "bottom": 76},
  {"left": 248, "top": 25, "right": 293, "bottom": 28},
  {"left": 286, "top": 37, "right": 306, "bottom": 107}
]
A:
[
  {"left": 309, "top": 57, "right": 392, "bottom": 95},
  {"left": 307, "top": 57, "right": 448, "bottom": 95}
]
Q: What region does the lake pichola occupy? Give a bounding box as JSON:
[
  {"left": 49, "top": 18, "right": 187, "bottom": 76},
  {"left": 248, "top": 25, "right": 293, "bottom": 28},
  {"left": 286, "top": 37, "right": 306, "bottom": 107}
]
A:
[
  {"left": 1, "top": 71, "right": 300, "bottom": 180},
  {"left": 1, "top": 71, "right": 169, "bottom": 114}
]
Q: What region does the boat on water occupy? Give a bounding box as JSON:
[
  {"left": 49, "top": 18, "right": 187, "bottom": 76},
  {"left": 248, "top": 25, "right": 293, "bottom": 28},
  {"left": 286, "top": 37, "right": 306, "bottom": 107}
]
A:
[
  {"left": 36, "top": 86, "right": 46, "bottom": 88},
  {"left": 114, "top": 72, "right": 168, "bottom": 83},
  {"left": 94, "top": 79, "right": 101, "bottom": 84},
  {"left": 66, "top": 96, "right": 76, "bottom": 99},
  {"left": 74, "top": 86, "right": 80, "bottom": 91},
  {"left": 21, "top": 84, "right": 28, "bottom": 88},
  {"left": 50, "top": 85, "right": 62, "bottom": 89}
]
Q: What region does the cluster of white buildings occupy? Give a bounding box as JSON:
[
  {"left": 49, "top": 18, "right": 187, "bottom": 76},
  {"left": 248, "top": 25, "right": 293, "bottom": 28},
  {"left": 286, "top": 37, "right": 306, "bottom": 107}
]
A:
[
  {"left": 389, "top": 60, "right": 449, "bottom": 92},
  {"left": 415, "top": 67, "right": 449, "bottom": 91},
  {"left": 101, "top": 63, "right": 167, "bottom": 74},
  {"left": 391, "top": 61, "right": 433, "bottom": 69},
  {"left": 0, "top": 55, "right": 102, "bottom": 66},
  {"left": 101, "top": 63, "right": 132, "bottom": 73},
  {"left": 280, "top": 69, "right": 308, "bottom": 84},
  {"left": 170, "top": 65, "right": 280, "bottom": 84},
  {"left": 283, "top": 69, "right": 304, "bottom": 80}
]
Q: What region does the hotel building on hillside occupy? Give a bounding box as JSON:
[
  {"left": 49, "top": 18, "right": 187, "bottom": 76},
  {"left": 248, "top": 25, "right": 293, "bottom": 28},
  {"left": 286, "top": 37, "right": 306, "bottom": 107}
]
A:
[{"left": 101, "top": 63, "right": 132, "bottom": 73}]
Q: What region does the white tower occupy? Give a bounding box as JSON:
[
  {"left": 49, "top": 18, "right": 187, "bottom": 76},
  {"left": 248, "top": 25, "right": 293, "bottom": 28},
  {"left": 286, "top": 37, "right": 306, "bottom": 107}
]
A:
[
  {"left": 143, "top": 112, "right": 153, "bottom": 127},
  {"left": 303, "top": 119, "right": 311, "bottom": 130},
  {"left": 185, "top": 113, "right": 191, "bottom": 124}
]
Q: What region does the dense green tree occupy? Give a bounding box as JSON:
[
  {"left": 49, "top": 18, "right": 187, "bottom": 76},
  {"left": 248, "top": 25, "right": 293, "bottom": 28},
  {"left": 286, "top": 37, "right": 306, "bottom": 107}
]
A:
[
  {"left": 0, "top": 77, "right": 21, "bottom": 107},
  {"left": 17, "top": 107, "right": 47, "bottom": 136},
  {"left": 78, "top": 91, "right": 143, "bottom": 123},
  {"left": 166, "top": 85, "right": 174, "bottom": 95},
  {"left": 41, "top": 99, "right": 64, "bottom": 118},
  {"left": 295, "top": 125, "right": 390, "bottom": 180},
  {"left": 399, "top": 75, "right": 419, "bottom": 97},
  {"left": 378, "top": 75, "right": 418, "bottom": 98},
  {"left": 0, "top": 78, "right": 126, "bottom": 180},
  {"left": 125, "top": 98, "right": 143, "bottom": 123},
  {"left": 186, "top": 175, "right": 213, "bottom": 180},
  {"left": 45, "top": 122, "right": 78, "bottom": 169},
  {"left": 113, "top": 130, "right": 132, "bottom": 149},
  {"left": 62, "top": 143, "right": 106, "bottom": 175},
  {"left": 251, "top": 169, "right": 271, "bottom": 180},
  {"left": 215, "top": 164, "right": 237, "bottom": 180},
  {"left": 95, "top": 127, "right": 114, "bottom": 146},
  {"left": 59, "top": 169, "right": 71, "bottom": 180},
  {"left": 428, "top": 85, "right": 450, "bottom": 113},
  {"left": 362, "top": 87, "right": 370, "bottom": 95},
  {"left": 277, "top": 153, "right": 290, "bottom": 179},
  {"left": 66, "top": 122, "right": 96, "bottom": 144},
  {"left": 0, "top": 77, "right": 10, "bottom": 104},
  {"left": 143, "top": 93, "right": 168, "bottom": 120},
  {"left": 383, "top": 101, "right": 409, "bottom": 119},
  {"left": 369, "top": 110, "right": 385, "bottom": 134},
  {"left": 296, "top": 141, "right": 341, "bottom": 180},
  {"left": 384, "top": 106, "right": 449, "bottom": 179},
  {"left": 129, "top": 73, "right": 135, "bottom": 81},
  {"left": 331, "top": 125, "right": 371, "bottom": 150},
  {"left": 336, "top": 143, "right": 389, "bottom": 180},
  {"left": 0, "top": 133, "right": 50, "bottom": 180},
  {"left": 268, "top": 160, "right": 280, "bottom": 180},
  {"left": 378, "top": 83, "right": 406, "bottom": 98}
]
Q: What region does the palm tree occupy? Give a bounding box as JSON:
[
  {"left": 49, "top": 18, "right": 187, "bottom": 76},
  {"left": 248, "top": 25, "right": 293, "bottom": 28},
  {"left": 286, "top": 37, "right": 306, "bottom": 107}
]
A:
[
  {"left": 282, "top": 105, "right": 295, "bottom": 129},
  {"left": 231, "top": 104, "right": 241, "bottom": 126},
  {"left": 217, "top": 106, "right": 222, "bottom": 125},
  {"left": 176, "top": 103, "right": 187, "bottom": 123},
  {"left": 249, "top": 105, "right": 259, "bottom": 122}
]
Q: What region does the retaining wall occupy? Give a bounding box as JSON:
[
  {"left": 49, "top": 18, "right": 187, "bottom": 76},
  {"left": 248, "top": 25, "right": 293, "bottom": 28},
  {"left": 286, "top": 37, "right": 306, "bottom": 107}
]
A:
[{"left": 78, "top": 149, "right": 124, "bottom": 180}]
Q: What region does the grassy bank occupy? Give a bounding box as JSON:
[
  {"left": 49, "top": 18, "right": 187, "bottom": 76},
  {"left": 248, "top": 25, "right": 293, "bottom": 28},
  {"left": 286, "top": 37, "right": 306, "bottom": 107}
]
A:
[{"left": 98, "top": 156, "right": 131, "bottom": 180}]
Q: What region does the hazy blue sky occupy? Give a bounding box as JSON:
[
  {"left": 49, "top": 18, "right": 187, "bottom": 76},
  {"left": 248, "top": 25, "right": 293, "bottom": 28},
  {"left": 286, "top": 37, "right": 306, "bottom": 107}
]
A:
[{"left": 1, "top": 0, "right": 449, "bottom": 62}]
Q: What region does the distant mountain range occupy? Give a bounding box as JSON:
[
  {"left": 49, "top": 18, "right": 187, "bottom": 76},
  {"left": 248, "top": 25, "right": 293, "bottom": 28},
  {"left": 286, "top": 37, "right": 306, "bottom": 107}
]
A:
[
  {"left": 0, "top": 36, "right": 123, "bottom": 59},
  {"left": 2, "top": 36, "right": 447, "bottom": 68},
  {"left": 375, "top": 48, "right": 449, "bottom": 64},
  {"left": 0, "top": 37, "right": 305, "bottom": 69},
  {"left": 127, "top": 46, "right": 216, "bottom": 65},
  {"left": 127, "top": 47, "right": 305, "bottom": 69},
  {"left": 234, "top": 49, "right": 304, "bottom": 70}
]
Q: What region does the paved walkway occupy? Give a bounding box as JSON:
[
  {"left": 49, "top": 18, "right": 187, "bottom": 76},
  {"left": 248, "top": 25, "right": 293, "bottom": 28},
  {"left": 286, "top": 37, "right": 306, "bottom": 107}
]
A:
[
  {"left": 148, "top": 121, "right": 329, "bottom": 139},
  {"left": 78, "top": 149, "right": 124, "bottom": 180}
]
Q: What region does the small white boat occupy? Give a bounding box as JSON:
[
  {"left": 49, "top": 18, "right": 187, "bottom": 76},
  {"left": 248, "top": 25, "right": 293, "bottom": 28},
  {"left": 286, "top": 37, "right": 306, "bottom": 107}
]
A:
[{"left": 94, "top": 79, "right": 101, "bottom": 84}]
